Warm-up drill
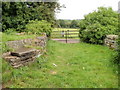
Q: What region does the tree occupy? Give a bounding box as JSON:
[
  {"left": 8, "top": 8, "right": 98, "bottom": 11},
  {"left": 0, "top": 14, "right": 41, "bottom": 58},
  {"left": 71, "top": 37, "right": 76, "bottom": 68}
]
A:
[
  {"left": 57, "top": 19, "right": 80, "bottom": 28},
  {"left": 2, "top": 2, "right": 61, "bottom": 32},
  {"left": 57, "top": 19, "right": 66, "bottom": 28},
  {"left": 70, "top": 20, "right": 79, "bottom": 28}
]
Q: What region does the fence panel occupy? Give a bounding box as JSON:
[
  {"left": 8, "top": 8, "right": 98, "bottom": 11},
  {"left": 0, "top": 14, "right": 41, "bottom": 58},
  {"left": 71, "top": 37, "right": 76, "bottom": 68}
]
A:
[{"left": 51, "top": 30, "right": 79, "bottom": 39}]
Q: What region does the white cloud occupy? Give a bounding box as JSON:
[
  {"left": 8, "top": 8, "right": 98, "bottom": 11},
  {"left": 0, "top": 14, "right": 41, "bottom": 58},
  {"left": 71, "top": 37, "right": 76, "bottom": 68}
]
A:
[{"left": 56, "top": 0, "right": 120, "bottom": 19}]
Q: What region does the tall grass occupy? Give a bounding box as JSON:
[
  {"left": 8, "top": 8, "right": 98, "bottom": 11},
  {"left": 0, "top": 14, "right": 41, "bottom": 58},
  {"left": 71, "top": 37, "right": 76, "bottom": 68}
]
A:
[
  {"left": 1, "top": 32, "right": 41, "bottom": 87},
  {"left": 2, "top": 33, "right": 37, "bottom": 42}
]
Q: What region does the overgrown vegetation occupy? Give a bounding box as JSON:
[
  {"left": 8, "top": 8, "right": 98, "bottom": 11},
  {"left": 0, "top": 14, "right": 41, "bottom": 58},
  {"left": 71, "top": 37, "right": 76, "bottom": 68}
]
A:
[
  {"left": 2, "top": 2, "right": 61, "bottom": 32},
  {"left": 1, "top": 32, "right": 37, "bottom": 53},
  {"left": 117, "top": 13, "right": 120, "bottom": 65},
  {"left": 118, "top": 37, "right": 120, "bottom": 65},
  {"left": 25, "top": 20, "right": 52, "bottom": 37},
  {"left": 79, "top": 7, "right": 118, "bottom": 44},
  {"left": 2, "top": 32, "right": 37, "bottom": 42},
  {"left": 2, "top": 40, "right": 118, "bottom": 88},
  {"left": 114, "top": 32, "right": 120, "bottom": 65},
  {"left": 1, "top": 2, "right": 119, "bottom": 88},
  {"left": 113, "top": 12, "right": 120, "bottom": 65}
]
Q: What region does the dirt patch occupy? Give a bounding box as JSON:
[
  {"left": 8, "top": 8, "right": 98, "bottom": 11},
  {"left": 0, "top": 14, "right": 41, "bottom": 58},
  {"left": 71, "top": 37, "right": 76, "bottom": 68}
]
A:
[{"left": 49, "top": 70, "right": 57, "bottom": 75}]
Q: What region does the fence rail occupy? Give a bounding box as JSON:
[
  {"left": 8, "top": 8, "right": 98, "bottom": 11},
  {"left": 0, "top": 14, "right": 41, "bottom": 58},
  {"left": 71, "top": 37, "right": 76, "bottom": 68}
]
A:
[
  {"left": 51, "top": 36, "right": 79, "bottom": 38},
  {"left": 52, "top": 33, "right": 78, "bottom": 35},
  {"left": 51, "top": 30, "right": 79, "bottom": 39},
  {"left": 52, "top": 30, "right": 79, "bottom": 32}
]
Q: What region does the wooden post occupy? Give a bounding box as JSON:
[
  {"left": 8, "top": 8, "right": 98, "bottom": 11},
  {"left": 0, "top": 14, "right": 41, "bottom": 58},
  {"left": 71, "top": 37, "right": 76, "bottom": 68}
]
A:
[
  {"left": 61, "top": 30, "right": 64, "bottom": 38},
  {"left": 65, "top": 31, "right": 67, "bottom": 43},
  {"left": 67, "top": 30, "right": 69, "bottom": 38}
]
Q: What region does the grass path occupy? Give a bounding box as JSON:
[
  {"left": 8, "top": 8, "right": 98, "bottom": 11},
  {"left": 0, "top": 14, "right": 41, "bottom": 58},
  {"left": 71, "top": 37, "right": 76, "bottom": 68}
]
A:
[{"left": 3, "top": 40, "right": 118, "bottom": 88}]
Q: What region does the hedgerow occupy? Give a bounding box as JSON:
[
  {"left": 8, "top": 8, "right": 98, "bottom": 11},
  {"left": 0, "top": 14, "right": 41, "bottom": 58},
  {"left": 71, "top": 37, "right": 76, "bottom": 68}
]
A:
[{"left": 79, "top": 7, "right": 118, "bottom": 44}]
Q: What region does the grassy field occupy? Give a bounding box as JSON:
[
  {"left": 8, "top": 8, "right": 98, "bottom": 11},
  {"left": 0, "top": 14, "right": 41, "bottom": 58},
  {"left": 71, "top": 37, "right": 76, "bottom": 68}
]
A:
[{"left": 2, "top": 40, "right": 118, "bottom": 88}]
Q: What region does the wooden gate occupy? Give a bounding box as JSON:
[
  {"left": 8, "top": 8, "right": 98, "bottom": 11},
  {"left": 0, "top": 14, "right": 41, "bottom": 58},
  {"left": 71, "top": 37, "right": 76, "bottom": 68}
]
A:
[
  {"left": 51, "top": 30, "right": 79, "bottom": 38},
  {"left": 51, "top": 29, "right": 79, "bottom": 43}
]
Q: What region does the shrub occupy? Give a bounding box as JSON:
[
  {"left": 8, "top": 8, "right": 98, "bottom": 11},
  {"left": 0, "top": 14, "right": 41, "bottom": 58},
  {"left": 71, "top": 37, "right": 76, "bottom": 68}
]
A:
[
  {"left": 117, "top": 38, "right": 120, "bottom": 64},
  {"left": 79, "top": 7, "right": 118, "bottom": 44},
  {"left": 5, "top": 28, "right": 17, "bottom": 35},
  {"left": 25, "top": 20, "right": 52, "bottom": 37},
  {"left": 114, "top": 32, "right": 120, "bottom": 65}
]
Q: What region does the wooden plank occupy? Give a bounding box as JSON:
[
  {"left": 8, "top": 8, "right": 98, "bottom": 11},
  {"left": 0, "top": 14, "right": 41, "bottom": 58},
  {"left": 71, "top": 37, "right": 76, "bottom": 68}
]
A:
[
  {"left": 52, "top": 33, "right": 78, "bottom": 35},
  {"left": 66, "top": 30, "right": 79, "bottom": 32},
  {"left": 67, "top": 37, "right": 79, "bottom": 38},
  {"left": 51, "top": 36, "right": 79, "bottom": 38},
  {"left": 51, "top": 30, "right": 79, "bottom": 39},
  {"left": 68, "top": 33, "right": 79, "bottom": 35},
  {"left": 52, "top": 31, "right": 62, "bottom": 32},
  {"left": 51, "top": 33, "right": 61, "bottom": 35},
  {"left": 52, "top": 30, "right": 79, "bottom": 32}
]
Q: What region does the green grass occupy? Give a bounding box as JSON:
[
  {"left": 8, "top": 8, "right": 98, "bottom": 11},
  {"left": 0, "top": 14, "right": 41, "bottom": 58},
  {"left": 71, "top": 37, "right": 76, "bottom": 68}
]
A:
[
  {"left": 1, "top": 32, "right": 37, "bottom": 42},
  {"left": 1, "top": 32, "right": 40, "bottom": 87},
  {"left": 1, "top": 32, "right": 40, "bottom": 53},
  {"left": 2, "top": 40, "right": 118, "bottom": 88}
]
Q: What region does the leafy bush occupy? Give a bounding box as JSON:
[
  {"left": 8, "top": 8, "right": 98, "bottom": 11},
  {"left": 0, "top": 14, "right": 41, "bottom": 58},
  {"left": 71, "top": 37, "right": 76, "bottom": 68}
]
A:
[
  {"left": 79, "top": 7, "right": 118, "bottom": 44},
  {"left": 117, "top": 38, "right": 120, "bottom": 64},
  {"left": 25, "top": 20, "right": 52, "bottom": 37},
  {"left": 112, "top": 13, "right": 120, "bottom": 65},
  {"left": 114, "top": 33, "right": 120, "bottom": 65},
  {"left": 4, "top": 28, "right": 17, "bottom": 34}
]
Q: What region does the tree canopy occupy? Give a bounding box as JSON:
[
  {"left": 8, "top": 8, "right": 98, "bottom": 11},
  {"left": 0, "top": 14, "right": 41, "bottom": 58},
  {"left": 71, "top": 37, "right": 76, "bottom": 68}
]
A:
[
  {"left": 56, "top": 19, "right": 80, "bottom": 28},
  {"left": 2, "top": 2, "right": 60, "bottom": 32}
]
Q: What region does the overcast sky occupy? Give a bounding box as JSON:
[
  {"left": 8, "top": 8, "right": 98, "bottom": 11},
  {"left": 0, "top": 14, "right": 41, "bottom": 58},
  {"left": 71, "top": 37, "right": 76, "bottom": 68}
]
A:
[{"left": 56, "top": 0, "right": 120, "bottom": 20}]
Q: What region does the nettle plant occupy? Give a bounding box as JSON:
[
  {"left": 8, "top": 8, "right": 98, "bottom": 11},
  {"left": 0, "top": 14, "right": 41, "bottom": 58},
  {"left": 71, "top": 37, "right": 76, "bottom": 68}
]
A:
[
  {"left": 26, "top": 20, "right": 52, "bottom": 37},
  {"left": 79, "top": 7, "right": 118, "bottom": 44}
]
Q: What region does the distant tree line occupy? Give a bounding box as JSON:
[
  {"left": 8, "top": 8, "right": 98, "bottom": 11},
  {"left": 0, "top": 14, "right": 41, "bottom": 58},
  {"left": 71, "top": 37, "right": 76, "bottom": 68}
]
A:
[
  {"left": 2, "top": 2, "right": 61, "bottom": 32},
  {"left": 56, "top": 19, "right": 81, "bottom": 28}
]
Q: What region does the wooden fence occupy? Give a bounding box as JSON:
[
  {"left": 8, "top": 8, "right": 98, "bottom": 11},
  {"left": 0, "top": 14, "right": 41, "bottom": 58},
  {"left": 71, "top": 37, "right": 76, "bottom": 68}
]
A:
[{"left": 51, "top": 30, "right": 79, "bottom": 38}]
